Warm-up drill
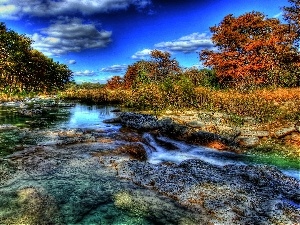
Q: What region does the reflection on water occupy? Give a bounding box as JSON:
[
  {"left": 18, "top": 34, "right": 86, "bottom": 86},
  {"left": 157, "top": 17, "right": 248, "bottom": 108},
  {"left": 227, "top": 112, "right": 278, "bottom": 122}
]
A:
[
  {"left": 0, "top": 103, "right": 120, "bottom": 156},
  {"left": 57, "top": 104, "right": 119, "bottom": 129}
]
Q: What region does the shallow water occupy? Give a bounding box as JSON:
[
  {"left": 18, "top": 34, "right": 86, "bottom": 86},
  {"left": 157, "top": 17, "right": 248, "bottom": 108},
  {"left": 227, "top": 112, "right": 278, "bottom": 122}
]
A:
[
  {"left": 0, "top": 102, "right": 299, "bottom": 178},
  {"left": 0, "top": 102, "right": 299, "bottom": 224},
  {"left": 142, "top": 133, "right": 300, "bottom": 180}
]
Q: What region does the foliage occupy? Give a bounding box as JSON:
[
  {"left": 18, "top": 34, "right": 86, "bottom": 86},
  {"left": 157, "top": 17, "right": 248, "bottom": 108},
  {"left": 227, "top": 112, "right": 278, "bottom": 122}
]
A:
[
  {"left": 200, "top": 12, "right": 300, "bottom": 88},
  {"left": 148, "top": 50, "right": 181, "bottom": 81},
  {"left": 283, "top": 0, "right": 300, "bottom": 48},
  {"left": 122, "top": 50, "right": 181, "bottom": 89},
  {"left": 123, "top": 60, "right": 152, "bottom": 89},
  {"left": 182, "top": 68, "right": 219, "bottom": 88},
  {"left": 61, "top": 81, "right": 300, "bottom": 124},
  {"left": 0, "top": 22, "right": 73, "bottom": 94},
  {"left": 106, "top": 76, "right": 124, "bottom": 89}
]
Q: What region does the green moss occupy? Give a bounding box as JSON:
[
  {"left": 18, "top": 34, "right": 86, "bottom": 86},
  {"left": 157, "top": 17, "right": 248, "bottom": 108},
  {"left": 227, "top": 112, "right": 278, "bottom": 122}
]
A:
[{"left": 246, "top": 142, "right": 300, "bottom": 170}]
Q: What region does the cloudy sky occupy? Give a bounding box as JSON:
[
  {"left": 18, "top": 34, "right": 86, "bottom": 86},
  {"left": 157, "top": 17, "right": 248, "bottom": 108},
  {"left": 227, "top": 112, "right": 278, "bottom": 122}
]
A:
[{"left": 1, "top": 0, "right": 289, "bottom": 83}]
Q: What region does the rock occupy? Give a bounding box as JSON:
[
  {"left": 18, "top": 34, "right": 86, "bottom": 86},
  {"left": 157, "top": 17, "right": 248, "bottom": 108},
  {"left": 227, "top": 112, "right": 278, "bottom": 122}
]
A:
[
  {"left": 236, "top": 136, "right": 260, "bottom": 147},
  {"left": 216, "top": 126, "right": 241, "bottom": 140},
  {"left": 274, "top": 126, "right": 296, "bottom": 138},
  {"left": 110, "top": 108, "right": 121, "bottom": 112},
  {"left": 119, "top": 112, "right": 159, "bottom": 130},
  {"left": 240, "top": 130, "right": 269, "bottom": 137},
  {"left": 117, "top": 143, "right": 148, "bottom": 161},
  {"left": 0, "top": 124, "right": 18, "bottom": 130},
  {"left": 117, "top": 159, "right": 299, "bottom": 224},
  {"left": 158, "top": 118, "right": 189, "bottom": 137},
  {"left": 18, "top": 108, "right": 45, "bottom": 117},
  {"left": 186, "top": 121, "right": 204, "bottom": 128},
  {"left": 119, "top": 113, "right": 238, "bottom": 151},
  {"left": 186, "top": 130, "right": 234, "bottom": 148},
  {"left": 103, "top": 117, "right": 121, "bottom": 123}
]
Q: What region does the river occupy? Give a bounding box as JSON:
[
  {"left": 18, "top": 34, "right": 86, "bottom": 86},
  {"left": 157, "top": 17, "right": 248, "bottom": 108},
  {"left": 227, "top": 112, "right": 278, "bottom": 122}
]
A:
[
  {"left": 1, "top": 102, "right": 298, "bottom": 178},
  {"left": 0, "top": 101, "right": 299, "bottom": 224}
]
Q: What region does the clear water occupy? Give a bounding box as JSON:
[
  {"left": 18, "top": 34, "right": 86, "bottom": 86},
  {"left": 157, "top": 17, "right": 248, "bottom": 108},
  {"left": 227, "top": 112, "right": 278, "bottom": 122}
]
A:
[
  {"left": 0, "top": 102, "right": 299, "bottom": 178},
  {"left": 142, "top": 133, "right": 300, "bottom": 180},
  {"left": 0, "top": 102, "right": 299, "bottom": 224},
  {"left": 0, "top": 103, "right": 120, "bottom": 156}
]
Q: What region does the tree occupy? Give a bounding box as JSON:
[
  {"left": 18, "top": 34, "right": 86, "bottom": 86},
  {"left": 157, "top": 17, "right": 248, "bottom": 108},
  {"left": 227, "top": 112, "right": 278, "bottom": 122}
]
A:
[
  {"left": 106, "top": 76, "right": 124, "bottom": 89},
  {"left": 0, "top": 22, "right": 73, "bottom": 93},
  {"left": 123, "top": 60, "right": 152, "bottom": 88},
  {"left": 149, "top": 50, "right": 181, "bottom": 81},
  {"left": 200, "top": 12, "right": 300, "bottom": 88},
  {"left": 283, "top": 0, "right": 300, "bottom": 48},
  {"left": 122, "top": 50, "right": 181, "bottom": 89}
]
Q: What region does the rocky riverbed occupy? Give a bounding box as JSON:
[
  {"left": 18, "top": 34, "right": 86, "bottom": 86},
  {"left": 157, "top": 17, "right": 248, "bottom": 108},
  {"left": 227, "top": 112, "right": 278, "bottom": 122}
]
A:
[{"left": 0, "top": 102, "right": 299, "bottom": 224}]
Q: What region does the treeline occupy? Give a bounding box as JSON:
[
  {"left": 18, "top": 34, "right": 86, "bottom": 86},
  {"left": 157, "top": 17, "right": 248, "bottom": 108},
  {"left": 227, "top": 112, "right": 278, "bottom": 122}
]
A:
[
  {"left": 61, "top": 1, "right": 300, "bottom": 122},
  {"left": 106, "top": 2, "right": 299, "bottom": 90},
  {"left": 0, "top": 23, "right": 73, "bottom": 95}
]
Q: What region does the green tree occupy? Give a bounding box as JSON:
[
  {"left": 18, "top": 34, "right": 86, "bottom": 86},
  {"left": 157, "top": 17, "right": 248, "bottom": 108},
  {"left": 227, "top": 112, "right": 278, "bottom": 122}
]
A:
[
  {"left": 0, "top": 22, "right": 73, "bottom": 93},
  {"left": 283, "top": 0, "right": 300, "bottom": 48}
]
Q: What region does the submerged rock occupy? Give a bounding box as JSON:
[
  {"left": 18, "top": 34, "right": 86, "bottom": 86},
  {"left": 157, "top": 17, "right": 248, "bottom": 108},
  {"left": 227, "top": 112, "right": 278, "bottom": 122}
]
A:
[
  {"left": 18, "top": 108, "right": 45, "bottom": 117},
  {"left": 117, "top": 159, "right": 300, "bottom": 225},
  {"left": 0, "top": 124, "right": 18, "bottom": 130}
]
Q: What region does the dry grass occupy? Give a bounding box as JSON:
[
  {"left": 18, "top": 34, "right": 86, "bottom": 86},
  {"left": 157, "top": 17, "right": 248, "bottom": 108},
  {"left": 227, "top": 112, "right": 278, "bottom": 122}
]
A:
[{"left": 60, "top": 85, "right": 300, "bottom": 123}]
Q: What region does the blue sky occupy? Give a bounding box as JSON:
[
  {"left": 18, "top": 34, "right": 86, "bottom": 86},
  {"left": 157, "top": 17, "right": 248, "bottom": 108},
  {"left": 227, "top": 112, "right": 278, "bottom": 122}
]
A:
[{"left": 0, "top": 0, "right": 289, "bottom": 83}]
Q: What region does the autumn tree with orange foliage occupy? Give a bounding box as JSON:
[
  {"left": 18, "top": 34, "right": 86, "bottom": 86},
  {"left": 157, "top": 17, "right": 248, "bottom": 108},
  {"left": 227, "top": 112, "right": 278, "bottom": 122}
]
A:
[
  {"left": 149, "top": 50, "right": 181, "bottom": 81},
  {"left": 122, "top": 50, "right": 181, "bottom": 89},
  {"left": 123, "top": 60, "right": 152, "bottom": 88},
  {"left": 106, "top": 75, "right": 123, "bottom": 89},
  {"left": 200, "top": 12, "right": 300, "bottom": 88}
]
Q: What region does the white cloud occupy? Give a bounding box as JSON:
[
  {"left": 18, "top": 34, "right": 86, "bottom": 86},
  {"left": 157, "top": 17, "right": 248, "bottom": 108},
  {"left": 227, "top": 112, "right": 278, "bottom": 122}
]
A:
[
  {"left": 31, "top": 18, "right": 112, "bottom": 56},
  {"left": 0, "top": 3, "right": 18, "bottom": 19},
  {"left": 131, "top": 48, "right": 152, "bottom": 59},
  {"left": 154, "top": 32, "right": 213, "bottom": 53},
  {"left": 68, "top": 60, "right": 76, "bottom": 64},
  {"left": 74, "top": 70, "right": 96, "bottom": 76},
  {"left": 100, "top": 64, "right": 127, "bottom": 73},
  {"left": 1, "top": 0, "right": 152, "bottom": 18}
]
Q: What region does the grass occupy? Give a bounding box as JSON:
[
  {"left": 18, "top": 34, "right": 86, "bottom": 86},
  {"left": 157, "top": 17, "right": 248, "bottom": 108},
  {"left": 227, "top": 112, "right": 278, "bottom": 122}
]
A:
[{"left": 59, "top": 85, "right": 300, "bottom": 124}]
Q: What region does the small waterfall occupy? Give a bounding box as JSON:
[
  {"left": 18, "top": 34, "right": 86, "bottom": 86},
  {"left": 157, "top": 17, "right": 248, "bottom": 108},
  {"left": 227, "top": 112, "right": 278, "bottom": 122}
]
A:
[{"left": 141, "top": 133, "right": 249, "bottom": 166}]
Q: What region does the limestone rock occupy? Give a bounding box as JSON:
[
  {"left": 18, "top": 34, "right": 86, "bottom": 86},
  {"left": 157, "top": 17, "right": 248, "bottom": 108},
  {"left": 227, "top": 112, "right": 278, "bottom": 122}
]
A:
[
  {"left": 117, "top": 159, "right": 299, "bottom": 225},
  {"left": 274, "top": 126, "right": 296, "bottom": 138},
  {"left": 240, "top": 130, "right": 269, "bottom": 137},
  {"left": 119, "top": 112, "right": 159, "bottom": 130},
  {"left": 236, "top": 136, "right": 260, "bottom": 147},
  {"left": 187, "top": 120, "right": 204, "bottom": 128}
]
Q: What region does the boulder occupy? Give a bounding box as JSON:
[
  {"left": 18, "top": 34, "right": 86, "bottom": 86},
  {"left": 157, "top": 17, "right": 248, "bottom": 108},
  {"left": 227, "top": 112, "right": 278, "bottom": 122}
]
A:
[
  {"left": 117, "top": 143, "right": 148, "bottom": 161},
  {"left": 236, "top": 136, "right": 260, "bottom": 147},
  {"left": 158, "top": 118, "right": 189, "bottom": 137},
  {"left": 274, "top": 126, "right": 296, "bottom": 138},
  {"left": 240, "top": 130, "right": 269, "bottom": 137},
  {"left": 119, "top": 112, "right": 159, "bottom": 130}
]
